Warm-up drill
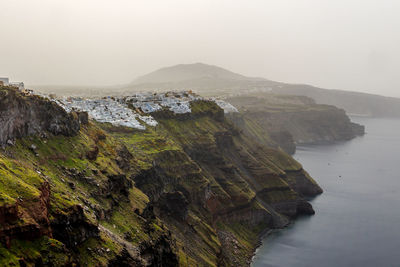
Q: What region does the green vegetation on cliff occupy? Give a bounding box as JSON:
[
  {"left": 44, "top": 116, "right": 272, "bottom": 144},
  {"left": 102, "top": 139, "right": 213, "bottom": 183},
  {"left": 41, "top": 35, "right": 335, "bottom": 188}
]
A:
[
  {"left": 0, "top": 87, "right": 322, "bottom": 266},
  {"left": 227, "top": 93, "right": 365, "bottom": 154}
]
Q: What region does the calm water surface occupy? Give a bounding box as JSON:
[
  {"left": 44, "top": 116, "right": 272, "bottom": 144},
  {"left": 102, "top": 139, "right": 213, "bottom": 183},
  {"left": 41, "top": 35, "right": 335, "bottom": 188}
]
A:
[{"left": 252, "top": 118, "right": 400, "bottom": 267}]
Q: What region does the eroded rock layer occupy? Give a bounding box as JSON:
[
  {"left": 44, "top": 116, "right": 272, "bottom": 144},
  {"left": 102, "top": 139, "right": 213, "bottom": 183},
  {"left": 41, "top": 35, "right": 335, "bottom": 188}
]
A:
[
  {"left": 227, "top": 94, "right": 364, "bottom": 154},
  {"left": 0, "top": 86, "right": 80, "bottom": 145},
  {"left": 0, "top": 86, "right": 322, "bottom": 266}
]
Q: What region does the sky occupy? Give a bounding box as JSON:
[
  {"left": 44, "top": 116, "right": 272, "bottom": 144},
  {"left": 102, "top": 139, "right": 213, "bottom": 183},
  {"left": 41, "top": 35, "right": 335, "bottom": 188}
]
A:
[{"left": 1, "top": 0, "right": 399, "bottom": 97}]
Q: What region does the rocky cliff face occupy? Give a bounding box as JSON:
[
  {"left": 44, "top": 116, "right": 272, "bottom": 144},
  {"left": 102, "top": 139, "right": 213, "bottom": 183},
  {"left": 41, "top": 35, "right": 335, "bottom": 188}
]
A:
[
  {"left": 264, "top": 107, "right": 364, "bottom": 145},
  {"left": 273, "top": 84, "right": 400, "bottom": 118},
  {"left": 0, "top": 89, "right": 322, "bottom": 266},
  {"left": 0, "top": 86, "right": 80, "bottom": 145},
  {"left": 227, "top": 94, "right": 365, "bottom": 154}
]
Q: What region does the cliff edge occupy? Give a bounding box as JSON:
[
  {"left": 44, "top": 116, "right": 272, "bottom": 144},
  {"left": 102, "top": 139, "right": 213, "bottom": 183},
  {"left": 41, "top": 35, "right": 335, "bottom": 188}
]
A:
[
  {"left": 227, "top": 94, "right": 365, "bottom": 154},
  {"left": 0, "top": 86, "right": 80, "bottom": 145},
  {"left": 0, "top": 87, "right": 321, "bottom": 266}
]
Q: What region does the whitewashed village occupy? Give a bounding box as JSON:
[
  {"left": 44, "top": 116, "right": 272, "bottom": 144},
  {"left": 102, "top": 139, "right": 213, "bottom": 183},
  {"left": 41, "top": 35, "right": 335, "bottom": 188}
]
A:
[
  {"left": 1, "top": 77, "right": 238, "bottom": 131},
  {"left": 0, "top": 77, "right": 25, "bottom": 90},
  {"left": 55, "top": 91, "right": 238, "bottom": 130}
]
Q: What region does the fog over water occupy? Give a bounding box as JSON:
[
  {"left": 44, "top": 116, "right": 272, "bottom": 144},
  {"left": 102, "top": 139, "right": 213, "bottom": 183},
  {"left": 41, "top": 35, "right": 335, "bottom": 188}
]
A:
[{"left": 1, "top": 0, "right": 400, "bottom": 97}]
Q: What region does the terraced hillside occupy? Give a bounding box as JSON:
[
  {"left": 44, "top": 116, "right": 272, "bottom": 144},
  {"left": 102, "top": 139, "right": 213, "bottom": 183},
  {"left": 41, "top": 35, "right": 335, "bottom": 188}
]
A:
[{"left": 0, "top": 86, "right": 321, "bottom": 266}]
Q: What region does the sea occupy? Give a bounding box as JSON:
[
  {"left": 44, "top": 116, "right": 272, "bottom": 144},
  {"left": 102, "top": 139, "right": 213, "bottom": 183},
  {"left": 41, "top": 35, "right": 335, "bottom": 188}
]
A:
[{"left": 252, "top": 117, "right": 400, "bottom": 267}]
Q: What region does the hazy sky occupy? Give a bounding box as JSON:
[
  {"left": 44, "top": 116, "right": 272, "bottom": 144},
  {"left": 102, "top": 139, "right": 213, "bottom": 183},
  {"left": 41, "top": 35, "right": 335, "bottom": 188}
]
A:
[{"left": 1, "top": 0, "right": 399, "bottom": 97}]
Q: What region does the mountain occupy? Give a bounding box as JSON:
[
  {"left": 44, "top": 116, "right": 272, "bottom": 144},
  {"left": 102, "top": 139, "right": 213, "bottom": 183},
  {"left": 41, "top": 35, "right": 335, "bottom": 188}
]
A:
[
  {"left": 0, "top": 85, "right": 321, "bottom": 266},
  {"left": 125, "top": 64, "right": 366, "bottom": 153},
  {"left": 124, "top": 63, "right": 277, "bottom": 95},
  {"left": 133, "top": 63, "right": 263, "bottom": 84},
  {"left": 34, "top": 63, "right": 272, "bottom": 97},
  {"left": 124, "top": 63, "right": 400, "bottom": 118}
]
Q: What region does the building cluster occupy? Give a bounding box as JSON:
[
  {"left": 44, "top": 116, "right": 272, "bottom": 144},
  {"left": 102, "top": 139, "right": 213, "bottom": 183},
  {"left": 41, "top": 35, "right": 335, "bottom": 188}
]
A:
[
  {"left": 0, "top": 77, "right": 237, "bottom": 128},
  {"left": 55, "top": 97, "right": 157, "bottom": 130},
  {"left": 125, "top": 91, "right": 202, "bottom": 114},
  {"left": 31, "top": 90, "right": 238, "bottom": 130},
  {"left": 0, "top": 77, "right": 25, "bottom": 90}
]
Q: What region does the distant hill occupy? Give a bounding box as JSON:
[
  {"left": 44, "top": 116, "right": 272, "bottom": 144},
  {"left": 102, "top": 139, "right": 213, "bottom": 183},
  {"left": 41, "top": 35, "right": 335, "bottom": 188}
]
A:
[
  {"left": 271, "top": 84, "right": 400, "bottom": 118},
  {"left": 125, "top": 63, "right": 278, "bottom": 95},
  {"left": 133, "top": 62, "right": 263, "bottom": 84},
  {"left": 35, "top": 63, "right": 400, "bottom": 118},
  {"left": 123, "top": 63, "right": 400, "bottom": 118}
]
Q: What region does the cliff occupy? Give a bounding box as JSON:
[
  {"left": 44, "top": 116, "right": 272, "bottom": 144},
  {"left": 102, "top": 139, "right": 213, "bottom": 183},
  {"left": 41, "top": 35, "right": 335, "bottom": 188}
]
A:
[
  {"left": 0, "top": 86, "right": 322, "bottom": 266},
  {"left": 273, "top": 84, "right": 400, "bottom": 118},
  {"left": 0, "top": 86, "right": 80, "bottom": 145},
  {"left": 226, "top": 94, "right": 364, "bottom": 154}
]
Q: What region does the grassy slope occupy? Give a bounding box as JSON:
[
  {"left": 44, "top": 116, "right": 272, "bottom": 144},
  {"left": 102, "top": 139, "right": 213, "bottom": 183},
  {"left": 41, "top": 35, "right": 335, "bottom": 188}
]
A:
[{"left": 0, "top": 100, "right": 319, "bottom": 266}]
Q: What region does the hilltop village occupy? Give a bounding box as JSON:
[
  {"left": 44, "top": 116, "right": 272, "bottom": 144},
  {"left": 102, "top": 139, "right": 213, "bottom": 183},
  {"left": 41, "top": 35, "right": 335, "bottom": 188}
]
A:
[
  {"left": 42, "top": 90, "right": 238, "bottom": 130},
  {"left": 0, "top": 79, "right": 238, "bottom": 130}
]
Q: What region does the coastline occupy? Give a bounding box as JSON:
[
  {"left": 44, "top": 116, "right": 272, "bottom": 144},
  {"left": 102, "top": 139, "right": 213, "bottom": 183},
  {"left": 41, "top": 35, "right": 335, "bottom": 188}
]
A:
[
  {"left": 249, "top": 224, "right": 291, "bottom": 266},
  {"left": 248, "top": 228, "right": 274, "bottom": 266}
]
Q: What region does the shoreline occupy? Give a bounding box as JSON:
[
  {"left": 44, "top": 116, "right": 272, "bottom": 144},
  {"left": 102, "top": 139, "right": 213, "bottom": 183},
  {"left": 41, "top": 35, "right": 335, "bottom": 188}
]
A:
[
  {"left": 249, "top": 228, "right": 274, "bottom": 265},
  {"left": 249, "top": 224, "right": 290, "bottom": 266}
]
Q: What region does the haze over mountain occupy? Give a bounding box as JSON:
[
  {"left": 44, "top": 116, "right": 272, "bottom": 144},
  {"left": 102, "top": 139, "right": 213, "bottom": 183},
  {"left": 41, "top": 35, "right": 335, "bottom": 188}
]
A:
[
  {"left": 125, "top": 63, "right": 400, "bottom": 118},
  {"left": 125, "top": 63, "right": 277, "bottom": 95},
  {"left": 133, "top": 63, "right": 265, "bottom": 84},
  {"left": 2, "top": 0, "right": 400, "bottom": 98},
  {"left": 2, "top": 1, "right": 400, "bottom": 266}
]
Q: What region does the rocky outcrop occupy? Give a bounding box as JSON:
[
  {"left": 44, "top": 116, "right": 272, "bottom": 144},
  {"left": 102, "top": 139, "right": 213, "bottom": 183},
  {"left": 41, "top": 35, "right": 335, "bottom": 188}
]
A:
[
  {"left": 269, "top": 130, "right": 296, "bottom": 155},
  {"left": 108, "top": 248, "right": 143, "bottom": 267},
  {"left": 262, "top": 107, "right": 365, "bottom": 145},
  {"left": 157, "top": 191, "right": 189, "bottom": 221},
  {"left": 283, "top": 169, "right": 323, "bottom": 197},
  {"left": 50, "top": 205, "right": 99, "bottom": 249},
  {"left": 0, "top": 182, "right": 52, "bottom": 248},
  {"left": 107, "top": 174, "right": 132, "bottom": 197},
  {"left": 215, "top": 200, "right": 274, "bottom": 226},
  {"left": 0, "top": 86, "right": 80, "bottom": 145},
  {"left": 139, "top": 234, "right": 179, "bottom": 267},
  {"left": 227, "top": 94, "right": 365, "bottom": 154},
  {"left": 296, "top": 200, "right": 315, "bottom": 215},
  {"left": 0, "top": 204, "right": 19, "bottom": 226}
]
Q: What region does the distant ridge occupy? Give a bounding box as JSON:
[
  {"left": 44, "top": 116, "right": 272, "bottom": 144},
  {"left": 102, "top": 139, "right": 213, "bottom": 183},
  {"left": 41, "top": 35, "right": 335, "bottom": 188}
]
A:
[
  {"left": 124, "top": 62, "right": 277, "bottom": 96},
  {"left": 123, "top": 62, "right": 400, "bottom": 118},
  {"left": 36, "top": 62, "right": 400, "bottom": 118},
  {"left": 132, "top": 63, "right": 266, "bottom": 84}
]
